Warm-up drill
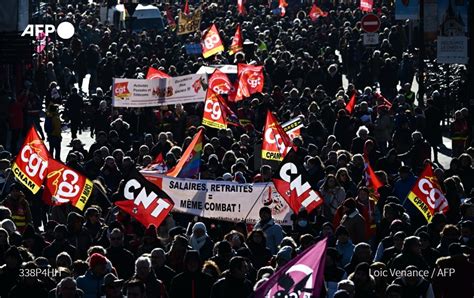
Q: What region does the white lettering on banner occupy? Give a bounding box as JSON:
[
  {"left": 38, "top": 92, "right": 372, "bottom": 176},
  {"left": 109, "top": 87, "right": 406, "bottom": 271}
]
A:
[
  {"left": 20, "top": 145, "right": 48, "bottom": 180},
  {"left": 204, "top": 98, "right": 222, "bottom": 120},
  {"left": 124, "top": 179, "right": 171, "bottom": 218},
  {"left": 418, "top": 178, "right": 444, "bottom": 210},
  {"left": 247, "top": 76, "right": 261, "bottom": 88},
  {"left": 56, "top": 170, "right": 80, "bottom": 199},
  {"left": 279, "top": 163, "right": 322, "bottom": 206}
]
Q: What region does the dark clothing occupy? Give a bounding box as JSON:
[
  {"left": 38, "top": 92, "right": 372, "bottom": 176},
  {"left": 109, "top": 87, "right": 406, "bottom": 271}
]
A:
[
  {"left": 153, "top": 265, "right": 176, "bottom": 290},
  {"left": 8, "top": 280, "right": 49, "bottom": 298},
  {"left": 42, "top": 240, "right": 77, "bottom": 266},
  {"left": 210, "top": 276, "right": 253, "bottom": 298},
  {"left": 169, "top": 271, "right": 214, "bottom": 298},
  {"left": 106, "top": 246, "right": 135, "bottom": 280}
]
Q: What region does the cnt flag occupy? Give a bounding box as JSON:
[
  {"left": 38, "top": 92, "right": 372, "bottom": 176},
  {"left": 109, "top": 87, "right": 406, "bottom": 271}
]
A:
[
  {"left": 309, "top": 4, "right": 328, "bottom": 21},
  {"left": 272, "top": 149, "right": 324, "bottom": 214},
  {"left": 201, "top": 24, "right": 225, "bottom": 58},
  {"left": 262, "top": 111, "right": 294, "bottom": 161},
  {"left": 407, "top": 163, "right": 449, "bottom": 222},
  {"left": 202, "top": 89, "right": 239, "bottom": 129},
  {"left": 360, "top": 0, "right": 374, "bottom": 12},
  {"left": 229, "top": 24, "right": 243, "bottom": 56},
  {"left": 166, "top": 129, "right": 203, "bottom": 178},
  {"left": 42, "top": 159, "right": 94, "bottom": 211},
  {"left": 146, "top": 67, "right": 171, "bottom": 79},
  {"left": 11, "top": 126, "right": 49, "bottom": 194},
  {"left": 255, "top": 238, "right": 328, "bottom": 297},
  {"left": 208, "top": 69, "right": 235, "bottom": 95},
  {"left": 231, "top": 63, "right": 264, "bottom": 101},
  {"left": 115, "top": 169, "right": 174, "bottom": 228}
]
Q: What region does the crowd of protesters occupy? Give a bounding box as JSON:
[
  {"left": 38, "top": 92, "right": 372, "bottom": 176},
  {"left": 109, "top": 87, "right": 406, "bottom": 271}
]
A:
[{"left": 0, "top": 0, "right": 474, "bottom": 297}]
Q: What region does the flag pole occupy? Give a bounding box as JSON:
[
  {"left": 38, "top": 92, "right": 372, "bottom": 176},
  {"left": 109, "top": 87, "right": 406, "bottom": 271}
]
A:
[{"left": 244, "top": 182, "right": 270, "bottom": 222}]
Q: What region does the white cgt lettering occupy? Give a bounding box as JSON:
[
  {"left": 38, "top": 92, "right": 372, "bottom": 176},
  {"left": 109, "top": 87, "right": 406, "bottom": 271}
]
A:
[
  {"left": 56, "top": 170, "right": 80, "bottom": 199},
  {"left": 204, "top": 98, "right": 221, "bottom": 120},
  {"left": 20, "top": 145, "right": 48, "bottom": 180},
  {"left": 419, "top": 178, "right": 444, "bottom": 209}
]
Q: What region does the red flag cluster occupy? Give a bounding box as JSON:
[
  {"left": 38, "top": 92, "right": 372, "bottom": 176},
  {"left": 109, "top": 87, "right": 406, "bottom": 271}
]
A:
[{"left": 12, "top": 127, "right": 93, "bottom": 211}]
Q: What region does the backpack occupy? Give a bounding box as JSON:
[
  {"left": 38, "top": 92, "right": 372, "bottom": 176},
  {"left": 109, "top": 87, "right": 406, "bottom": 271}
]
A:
[{"left": 44, "top": 116, "right": 53, "bottom": 134}]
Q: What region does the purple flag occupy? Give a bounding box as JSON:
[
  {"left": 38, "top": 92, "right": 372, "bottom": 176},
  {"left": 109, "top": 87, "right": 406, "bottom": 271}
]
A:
[{"left": 254, "top": 238, "right": 328, "bottom": 298}]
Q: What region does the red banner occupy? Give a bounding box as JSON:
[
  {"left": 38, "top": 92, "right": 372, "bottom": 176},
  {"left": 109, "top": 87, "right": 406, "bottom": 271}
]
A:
[
  {"left": 360, "top": 0, "right": 374, "bottom": 12},
  {"left": 166, "top": 6, "right": 176, "bottom": 30},
  {"left": 407, "top": 164, "right": 449, "bottom": 222},
  {"left": 309, "top": 4, "right": 328, "bottom": 21},
  {"left": 209, "top": 69, "right": 234, "bottom": 95},
  {"left": 42, "top": 159, "right": 93, "bottom": 211},
  {"left": 345, "top": 92, "right": 357, "bottom": 114},
  {"left": 201, "top": 24, "right": 225, "bottom": 58},
  {"left": 229, "top": 24, "right": 243, "bottom": 55},
  {"left": 278, "top": 0, "right": 288, "bottom": 16},
  {"left": 232, "top": 64, "right": 264, "bottom": 101},
  {"left": 262, "top": 111, "right": 293, "bottom": 161},
  {"left": 11, "top": 126, "right": 49, "bottom": 194}
]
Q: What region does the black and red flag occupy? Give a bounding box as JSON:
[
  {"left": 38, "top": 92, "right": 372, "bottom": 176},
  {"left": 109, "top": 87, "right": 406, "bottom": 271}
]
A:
[
  {"left": 115, "top": 169, "right": 174, "bottom": 228},
  {"left": 272, "top": 149, "right": 324, "bottom": 213}
]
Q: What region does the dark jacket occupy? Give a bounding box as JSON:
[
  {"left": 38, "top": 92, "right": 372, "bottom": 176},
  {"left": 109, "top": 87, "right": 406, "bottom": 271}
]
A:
[
  {"left": 169, "top": 271, "right": 214, "bottom": 298},
  {"left": 106, "top": 246, "right": 135, "bottom": 280},
  {"left": 210, "top": 275, "right": 253, "bottom": 298}
]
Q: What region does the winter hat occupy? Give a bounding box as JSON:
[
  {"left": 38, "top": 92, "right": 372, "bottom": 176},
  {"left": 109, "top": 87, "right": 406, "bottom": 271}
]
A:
[
  {"left": 89, "top": 253, "right": 107, "bottom": 268},
  {"left": 192, "top": 222, "right": 207, "bottom": 234}
]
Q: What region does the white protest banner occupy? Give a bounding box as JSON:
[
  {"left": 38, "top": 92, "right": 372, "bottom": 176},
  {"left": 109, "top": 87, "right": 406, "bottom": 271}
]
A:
[
  {"left": 142, "top": 172, "right": 293, "bottom": 225},
  {"left": 112, "top": 74, "right": 208, "bottom": 107}
]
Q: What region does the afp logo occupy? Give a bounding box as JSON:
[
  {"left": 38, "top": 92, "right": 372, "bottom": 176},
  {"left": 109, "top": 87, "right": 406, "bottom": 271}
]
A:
[{"left": 21, "top": 22, "right": 75, "bottom": 39}]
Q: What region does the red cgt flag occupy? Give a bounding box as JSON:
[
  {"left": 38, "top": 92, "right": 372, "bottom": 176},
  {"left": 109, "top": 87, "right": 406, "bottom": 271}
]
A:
[
  {"left": 278, "top": 0, "right": 288, "bottom": 16},
  {"left": 360, "top": 0, "right": 374, "bottom": 12},
  {"left": 262, "top": 111, "right": 294, "bottom": 161},
  {"left": 309, "top": 4, "right": 328, "bottom": 21},
  {"left": 146, "top": 67, "right": 171, "bottom": 80},
  {"left": 115, "top": 169, "right": 174, "bottom": 228},
  {"left": 209, "top": 69, "right": 235, "bottom": 95},
  {"left": 184, "top": 0, "right": 190, "bottom": 14},
  {"left": 231, "top": 63, "right": 264, "bottom": 101},
  {"left": 202, "top": 89, "right": 239, "bottom": 129},
  {"left": 407, "top": 164, "right": 449, "bottom": 222},
  {"left": 11, "top": 126, "right": 50, "bottom": 194},
  {"left": 42, "top": 159, "right": 94, "bottom": 211},
  {"left": 201, "top": 24, "right": 225, "bottom": 59},
  {"left": 229, "top": 24, "right": 243, "bottom": 56}
]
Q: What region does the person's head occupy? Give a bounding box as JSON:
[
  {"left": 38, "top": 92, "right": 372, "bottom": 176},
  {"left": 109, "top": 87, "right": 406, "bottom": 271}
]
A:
[
  {"left": 54, "top": 224, "right": 68, "bottom": 242},
  {"left": 259, "top": 207, "right": 272, "bottom": 222},
  {"left": 441, "top": 224, "right": 460, "bottom": 242},
  {"left": 393, "top": 231, "right": 406, "bottom": 250},
  {"left": 352, "top": 262, "right": 370, "bottom": 284},
  {"left": 402, "top": 236, "right": 421, "bottom": 255},
  {"left": 109, "top": 228, "right": 124, "bottom": 247},
  {"left": 9, "top": 183, "right": 24, "bottom": 200},
  {"left": 150, "top": 248, "right": 166, "bottom": 268},
  {"left": 337, "top": 279, "right": 355, "bottom": 298},
  {"left": 276, "top": 246, "right": 293, "bottom": 267},
  {"left": 0, "top": 228, "right": 9, "bottom": 246},
  {"left": 4, "top": 246, "right": 22, "bottom": 269},
  {"left": 88, "top": 253, "right": 107, "bottom": 277},
  {"left": 124, "top": 279, "right": 146, "bottom": 298},
  {"left": 135, "top": 256, "right": 151, "bottom": 280},
  {"left": 385, "top": 283, "right": 402, "bottom": 298},
  {"left": 342, "top": 198, "right": 357, "bottom": 215},
  {"left": 229, "top": 256, "right": 248, "bottom": 280},
  {"left": 58, "top": 277, "right": 78, "bottom": 298},
  {"left": 56, "top": 252, "right": 73, "bottom": 268},
  {"left": 184, "top": 250, "right": 201, "bottom": 273},
  {"left": 354, "top": 242, "right": 372, "bottom": 262},
  {"left": 335, "top": 226, "right": 350, "bottom": 244},
  {"left": 102, "top": 273, "right": 123, "bottom": 298},
  {"left": 248, "top": 230, "right": 266, "bottom": 246},
  {"left": 191, "top": 222, "right": 207, "bottom": 238}
]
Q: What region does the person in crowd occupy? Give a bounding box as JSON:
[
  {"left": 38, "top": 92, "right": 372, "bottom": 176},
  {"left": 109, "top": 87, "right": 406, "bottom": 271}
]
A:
[
  {"left": 105, "top": 228, "right": 135, "bottom": 280},
  {"left": 210, "top": 256, "right": 253, "bottom": 298},
  {"left": 253, "top": 207, "right": 284, "bottom": 255},
  {"left": 133, "top": 255, "right": 167, "bottom": 298},
  {"left": 76, "top": 253, "right": 108, "bottom": 298}
]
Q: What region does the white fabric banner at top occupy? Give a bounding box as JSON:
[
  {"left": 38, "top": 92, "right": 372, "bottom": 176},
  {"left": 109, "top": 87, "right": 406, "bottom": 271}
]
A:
[
  {"left": 112, "top": 74, "right": 208, "bottom": 107},
  {"left": 142, "top": 172, "right": 293, "bottom": 226}
]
